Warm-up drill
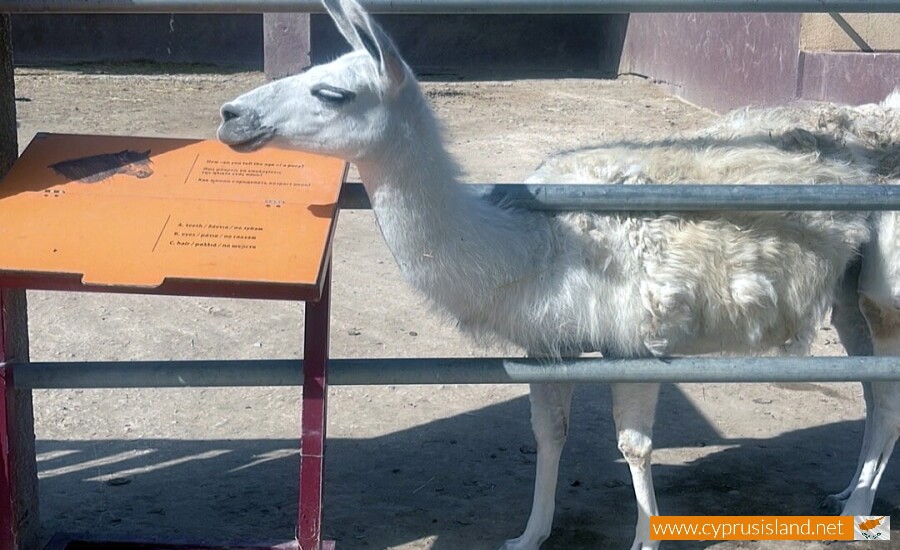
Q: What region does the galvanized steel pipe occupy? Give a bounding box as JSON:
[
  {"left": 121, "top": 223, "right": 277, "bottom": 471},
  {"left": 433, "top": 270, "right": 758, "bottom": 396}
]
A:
[
  {"left": 13, "top": 356, "right": 900, "bottom": 388},
  {"left": 1, "top": 0, "right": 899, "bottom": 13},
  {"left": 340, "top": 182, "right": 900, "bottom": 211}
]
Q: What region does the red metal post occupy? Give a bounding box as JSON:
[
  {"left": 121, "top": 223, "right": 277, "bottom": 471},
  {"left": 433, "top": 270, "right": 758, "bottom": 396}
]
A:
[
  {"left": 0, "top": 293, "right": 15, "bottom": 550},
  {"left": 0, "top": 15, "right": 39, "bottom": 549},
  {"left": 0, "top": 290, "right": 39, "bottom": 550},
  {"left": 297, "top": 262, "right": 332, "bottom": 550},
  {"left": 0, "top": 13, "right": 16, "bottom": 546}
]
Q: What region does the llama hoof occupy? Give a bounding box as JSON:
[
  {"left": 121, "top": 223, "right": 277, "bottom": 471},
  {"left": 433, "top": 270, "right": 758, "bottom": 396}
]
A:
[
  {"left": 498, "top": 537, "right": 541, "bottom": 550},
  {"left": 630, "top": 538, "right": 660, "bottom": 550},
  {"left": 820, "top": 494, "right": 846, "bottom": 515},
  {"left": 838, "top": 495, "right": 874, "bottom": 517}
]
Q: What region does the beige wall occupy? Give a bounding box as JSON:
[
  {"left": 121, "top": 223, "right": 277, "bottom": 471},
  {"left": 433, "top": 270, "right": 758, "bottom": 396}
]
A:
[{"left": 801, "top": 14, "right": 900, "bottom": 51}]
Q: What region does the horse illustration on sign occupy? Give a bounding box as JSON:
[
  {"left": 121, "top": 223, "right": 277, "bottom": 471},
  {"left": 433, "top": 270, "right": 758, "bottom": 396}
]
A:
[{"left": 50, "top": 150, "right": 153, "bottom": 183}]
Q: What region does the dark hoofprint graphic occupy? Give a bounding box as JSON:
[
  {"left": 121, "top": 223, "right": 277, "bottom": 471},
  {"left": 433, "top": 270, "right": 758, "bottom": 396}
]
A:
[{"left": 50, "top": 150, "right": 153, "bottom": 183}]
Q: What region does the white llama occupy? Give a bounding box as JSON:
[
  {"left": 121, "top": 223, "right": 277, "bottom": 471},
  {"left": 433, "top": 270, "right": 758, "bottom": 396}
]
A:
[{"left": 217, "top": 1, "right": 900, "bottom": 547}]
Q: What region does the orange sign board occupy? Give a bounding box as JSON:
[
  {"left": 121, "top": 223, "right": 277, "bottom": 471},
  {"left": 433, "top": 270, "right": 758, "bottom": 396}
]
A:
[{"left": 0, "top": 133, "right": 347, "bottom": 300}]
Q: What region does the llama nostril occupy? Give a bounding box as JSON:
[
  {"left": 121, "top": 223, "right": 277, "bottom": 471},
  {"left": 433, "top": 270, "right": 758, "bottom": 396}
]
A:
[{"left": 220, "top": 104, "right": 244, "bottom": 122}]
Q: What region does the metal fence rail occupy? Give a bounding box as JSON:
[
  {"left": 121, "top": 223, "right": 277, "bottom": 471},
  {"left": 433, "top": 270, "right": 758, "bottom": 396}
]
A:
[
  {"left": 1, "top": 0, "right": 899, "bottom": 13},
  {"left": 14, "top": 356, "right": 900, "bottom": 388},
  {"left": 4, "top": 0, "right": 899, "bottom": 391},
  {"left": 341, "top": 182, "right": 900, "bottom": 211}
]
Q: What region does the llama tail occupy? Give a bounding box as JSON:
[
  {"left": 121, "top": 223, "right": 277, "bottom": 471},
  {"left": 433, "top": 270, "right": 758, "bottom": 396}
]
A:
[{"left": 882, "top": 87, "right": 900, "bottom": 109}]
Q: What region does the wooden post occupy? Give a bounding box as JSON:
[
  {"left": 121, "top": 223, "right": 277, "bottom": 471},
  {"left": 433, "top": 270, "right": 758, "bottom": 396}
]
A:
[
  {"left": 263, "top": 13, "right": 311, "bottom": 80},
  {"left": 0, "top": 15, "right": 15, "bottom": 174},
  {"left": 0, "top": 14, "right": 40, "bottom": 550}
]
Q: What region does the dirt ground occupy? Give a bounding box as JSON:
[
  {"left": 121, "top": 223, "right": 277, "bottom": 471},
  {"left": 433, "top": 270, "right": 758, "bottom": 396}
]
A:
[{"left": 11, "top": 67, "right": 899, "bottom": 549}]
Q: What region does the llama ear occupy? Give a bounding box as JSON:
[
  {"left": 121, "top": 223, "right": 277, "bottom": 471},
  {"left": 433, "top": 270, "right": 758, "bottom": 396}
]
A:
[
  {"left": 382, "top": 48, "right": 407, "bottom": 89},
  {"left": 322, "top": 0, "right": 406, "bottom": 89},
  {"left": 322, "top": 0, "right": 367, "bottom": 52},
  {"left": 363, "top": 24, "right": 407, "bottom": 90}
]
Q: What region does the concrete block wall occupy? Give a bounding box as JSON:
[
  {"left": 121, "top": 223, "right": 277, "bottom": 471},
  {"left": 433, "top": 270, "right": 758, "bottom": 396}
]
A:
[
  {"left": 274, "top": 14, "right": 623, "bottom": 78},
  {"left": 12, "top": 15, "right": 263, "bottom": 68},
  {"left": 11, "top": 14, "right": 622, "bottom": 78},
  {"left": 10, "top": 13, "right": 898, "bottom": 112},
  {"left": 620, "top": 13, "right": 900, "bottom": 112},
  {"left": 801, "top": 14, "right": 900, "bottom": 51},
  {"left": 798, "top": 13, "right": 900, "bottom": 104},
  {"left": 621, "top": 13, "right": 802, "bottom": 112}
]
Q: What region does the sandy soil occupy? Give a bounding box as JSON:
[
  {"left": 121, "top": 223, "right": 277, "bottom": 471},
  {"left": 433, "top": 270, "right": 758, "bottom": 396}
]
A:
[{"left": 10, "top": 67, "right": 898, "bottom": 549}]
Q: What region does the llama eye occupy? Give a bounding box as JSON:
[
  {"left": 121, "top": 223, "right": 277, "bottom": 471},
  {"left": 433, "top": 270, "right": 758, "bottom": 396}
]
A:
[{"left": 311, "top": 85, "right": 355, "bottom": 106}]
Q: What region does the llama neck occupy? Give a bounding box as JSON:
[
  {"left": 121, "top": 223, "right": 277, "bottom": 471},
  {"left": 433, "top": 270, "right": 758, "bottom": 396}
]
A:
[{"left": 355, "top": 94, "right": 551, "bottom": 317}]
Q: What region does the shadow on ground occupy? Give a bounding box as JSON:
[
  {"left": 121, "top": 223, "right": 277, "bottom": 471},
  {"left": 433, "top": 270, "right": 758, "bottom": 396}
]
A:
[{"left": 38, "top": 384, "right": 899, "bottom": 549}]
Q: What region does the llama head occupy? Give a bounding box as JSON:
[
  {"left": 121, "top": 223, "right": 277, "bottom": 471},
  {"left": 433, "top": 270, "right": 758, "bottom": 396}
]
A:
[{"left": 217, "top": 0, "right": 410, "bottom": 161}]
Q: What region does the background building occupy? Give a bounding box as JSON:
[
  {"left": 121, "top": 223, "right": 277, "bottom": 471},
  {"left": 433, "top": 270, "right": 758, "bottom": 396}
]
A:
[{"left": 11, "top": 12, "right": 900, "bottom": 111}]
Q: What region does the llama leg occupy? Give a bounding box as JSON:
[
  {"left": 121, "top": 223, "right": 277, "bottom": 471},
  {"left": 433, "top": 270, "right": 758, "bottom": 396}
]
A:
[
  {"left": 824, "top": 264, "right": 875, "bottom": 512},
  {"left": 612, "top": 382, "right": 661, "bottom": 550},
  {"left": 822, "top": 382, "right": 874, "bottom": 513},
  {"left": 831, "top": 259, "right": 874, "bottom": 358},
  {"left": 840, "top": 296, "right": 900, "bottom": 515},
  {"left": 501, "top": 382, "right": 574, "bottom": 550},
  {"left": 840, "top": 381, "right": 900, "bottom": 515}
]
